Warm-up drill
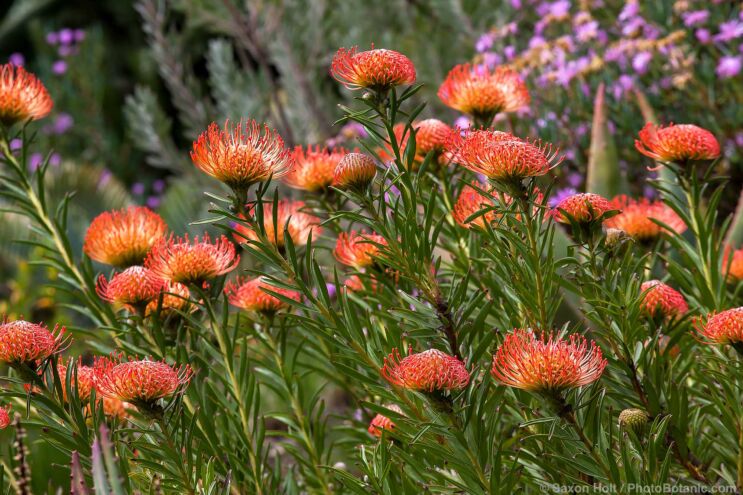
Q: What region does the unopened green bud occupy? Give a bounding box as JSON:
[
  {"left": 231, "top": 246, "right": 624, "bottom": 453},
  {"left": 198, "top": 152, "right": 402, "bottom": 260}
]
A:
[{"left": 618, "top": 408, "right": 649, "bottom": 433}]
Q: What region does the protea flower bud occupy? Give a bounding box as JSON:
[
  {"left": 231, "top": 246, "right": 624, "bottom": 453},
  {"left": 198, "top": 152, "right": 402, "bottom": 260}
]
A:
[
  {"left": 381, "top": 348, "right": 470, "bottom": 392},
  {"left": 604, "top": 195, "right": 686, "bottom": 242},
  {"left": 96, "top": 266, "right": 165, "bottom": 310},
  {"left": 331, "top": 46, "right": 416, "bottom": 91},
  {"left": 284, "top": 145, "right": 348, "bottom": 192},
  {"left": 604, "top": 227, "right": 630, "bottom": 248},
  {"left": 635, "top": 123, "right": 720, "bottom": 164},
  {"left": 618, "top": 408, "right": 649, "bottom": 433},
  {"left": 0, "top": 319, "right": 66, "bottom": 369},
  {"left": 145, "top": 234, "right": 239, "bottom": 285},
  {"left": 0, "top": 63, "right": 53, "bottom": 126},
  {"left": 412, "top": 119, "right": 452, "bottom": 159},
  {"left": 491, "top": 329, "right": 606, "bottom": 394},
  {"left": 233, "top": 200, "right": 321, "bottom": 248},
  {"left": 57, "top": 359, "right": 95, "bottom": 402},
  {"left": 83, "top": 207, "right": 168, "bottom": 268},
  {"left": 225, "top": 276, "right": 300, "bottom": 314},
  {"left": 639, "top": 280, "right": 688, "bottom": 318},
  {"left": 334, "top": 231, "right": 388, "bottom": 269},
  {"left": 368, "top": 404, "right": 403, "bottom": 438},
  {"left": 551, "top": 193, "right": 613, "bottom": 224},
  {"left": 695, "top": 307, "right": 743, "bottom": 346},
  {"left": 0, "top": 404, "right": 10, "bottom": 429},
  {"left": 334, "top": 153, "right": 377, "bottom": 190}
]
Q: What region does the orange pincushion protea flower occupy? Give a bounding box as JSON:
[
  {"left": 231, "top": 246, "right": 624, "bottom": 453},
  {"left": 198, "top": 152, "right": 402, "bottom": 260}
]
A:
[
  {"left": 368, "top": 404, "right": 403, "bottom": 437},
  {"left": 446, "top": 129, "right": 560, "bottom": 181},
  {"left": 695, "top": 307, "right": 743, "bottom": 345},
  {"left": 639, "top": 280, "right": 688, "bottom": 318},
  {"left": 383, "top": 120, "right": 452, "bottom": 165},
  {"left": 284, "top": 146, "right": 348, "bottom": 192},
  {"left": 84, "top": 207, "right": 168, "bottom": 268},
  {"left": 96, "top": 266, "right": 165, "bottom": 307},
  {"left": 334, "top": 231, "right": 388, "bottom": 269},
  {"left": 94, "top": 396, "right": 130, "bottom": 421},
  {"left": 604, "top": 195, "right": 686, "bottom": 241},
  {"left": 145, "top": 281, "right": 191, "bottom": 317},
  {"left": 0, "top": 64, "right": 53, "bottom": 125},
  {"left": 333, "top": 152, "right": 377, "bottom": 190},
  {"left": 491, "top": 329, "right": 606, "bottom": 393},
  {"left": 225, "top": 276, "right": 300, "bottom": 313},
  {"left": 0, "top": 319, "right": 66, "bottom": 366},
  {"left": 723, "top": 246, "right": 743, "bottom": 282},
  {"left": 551, "top": 193, "right": 613, "bottom": 224},
  {"left": 381, "top": 348, "right": 470, "bottom": 392},
  {"left": 331, "top": 46, "right": 416, "bottom": 91},
  {"left": 344, "top": 274, "right": 379, "bottom": 293},
  {"left": 452, "top": 182, "right": 496, "bottom": 228},
  {"left": 145, "top": 234, "right": 239, "bottom": 284},
  {"left": 438, "top": 64, "right": 529, "bottom": 118},
  {"left": 57, "top": 359, "right": 95, "bottom": 402},
  {"left": 635, "top": 123, "right": 720, "bottom": 163},
  {"left": 93, "top": 353, "right": 193, "bottom": 407},
  {"left": 191, "top": 119, "right": 292, "bottom": 191},
  {"left": 0, "top": 404, "right": 10, "bottom": 429},
  {"left": 234, "top": 200, "right": 321, "bottom": 248}
]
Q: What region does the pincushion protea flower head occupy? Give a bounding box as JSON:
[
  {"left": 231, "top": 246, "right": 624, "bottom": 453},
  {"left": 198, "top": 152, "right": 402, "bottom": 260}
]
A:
[
  {"left": 57, "top": 359, "right": 95, "bottom": 402},
  {"left": 145, "top": 281, "right": 191, "bottom": 317},
  {"left": 381, "top": 347, "right": 470, "bottom": 392},
  {"left": 635, "top": 123, "right": 720, "bottom": 164},
  {"left": 639, "top": 280, "right": 688, "bottom": 318},
  {"left": 333, "top": 152, "right": 377, "bottom": 190},
  {"left": 438, "top": 64, "right": 529, "bottom": 120},
  {"left": 331, "top": 45, "right": 416, "bottom": 91},
  {"left": 344, "top": 274, "right": 379, "bottom": 293},
  {"left": 452, "top": 182, "right": 496, "bottom": 228},
  {"left": 368, "top": 404, "right": 403, "bottom": 437},
  {"left": 83, "top": 207, "right": 168, "bottom": 268},
  {"left": 0, "top": 319, "right": 66, "bottom": 366},
  {"left": 93, "top": 353, "right": 193, "bottom": 408},
  {"left": 604, "top": 195, "right": 686, "bottom": 242},
  {"left": 96, "top": 266, "right": 165, "bottom": 308},
  {"left": 491, "top": 329, "right": 606, "bottom": 393},
  {"left": 234, "top": 200, "right": 321, "bottom": 248},
  {"left": 723, "top": 246, "right": 743, "bottom": 282},
  {"left": 0, "top": 63, "right": 53, "bottom": 126},
  {"left": 284, "top": 145, "right": 348, "bottom": 192},
  {"left": 446, "top": 129, "right": 561, "bottom": 183},
  {"left": 0, "top": 404, "right": 10, "bottom": 429},
  {"left": 191, "top": 119, "right": 292, "bottom": 192},
  {"left": 695, "top": 307, "right": 743, "bottom": 345},
  {"left": 225, "top": 276, "right": 300, "bottom": 314},
  {"left": 384, "top": 120, "right": 452, "bottom": 165},
  {"left": 145, "top": 234, "right": 239, "bottom": 284},
  {"left": 334, "top": 231, "right": 388, "bottom": 269},
  {"left": 551, "top": 193, "right": 613, "bottom": 224}
]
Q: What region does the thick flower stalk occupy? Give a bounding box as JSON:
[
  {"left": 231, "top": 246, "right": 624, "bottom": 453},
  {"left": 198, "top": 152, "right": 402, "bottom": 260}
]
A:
[
  {"left": 635, "top": 123, "right": 720, "bottom": 164},
  {"left": 452, "top": 182, "right": 496, "bottom": 229},
  {"left": 225, "top": 276, "right": 300, "bottom": 314},
  {"left": 191, "top": 119, "right": 292, "bottom": 194},
  {"left": 83, "top": 206, "right": 168, "bottom": 268},
  {"left": 331, "top": 46, "right": 416, "bottom": 91},
  {"left": 695, "top": 307, "right": 743, "bottom": 346},
  {"left": 438, "top": 63, "right": 529, "bottom": 123},
  {"left": 334, "top": 231, "right": 388, "bottom": 269},
  {"left": 604, "top": 195, "right": 687, "bottom": 241},
  {"left": 145, "top": 234, "right": 239, "bottom": 285},
  {"left": 333, "top": 152, "right": 377, "bottom": 190},
  {"left": 0, "top": 319, "right": 67, "bottom": 369},
  {"left": 368, "top": 404, "right": 403, "bottom": 438},
  {"left": 491, "top": 329, "right": 606, "bottom": 394},
  {"left": 551, "top": 193, "right": 613, "bottom": 224},
  {"left": 0, "top": 404, "right": 10, "bottom": 429},
  {"left": 0, "top": 63, "right": 53, "bottom": 126},
  {"left": 284, "top": 145, "right": 348, "bottom": 192},
  {"left": 639, "top": 280, "right": 689, "bottom": 318},
  {"left": 381, "top": 348, "right": 470, "bottom": 392},
  {"left": 96, "top": 266, "right": 165, "bottom": 309},
  {"left": 234, "top": 200, "right": 321, "bottom": 248}
]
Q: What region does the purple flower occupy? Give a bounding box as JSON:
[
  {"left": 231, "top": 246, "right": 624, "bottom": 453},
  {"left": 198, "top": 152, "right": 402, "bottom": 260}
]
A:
[
  {"left": 29, "top": 153, "right": 43, "bottom": 172},
  {"left": 476, "top": 33, "right": 495, "bottom": 53},
  {"left": 696, "top": 29, "right": 712, "bottom": 44},
  {"left": 52, "top": 60, "right": 67, "bottom": 75},
  {"left": 716, "top": 55, "right": 742, "bottom": 78},
  {"left": 153, "top": 179, "right": 166, "bottom": 193},
  {"left": 98, "top": 169, "right": 112, "bottom": 189},
  {"left": 8, "top": 53, "right": 24, "bottom": 66},
  {"left": 58, "top": 29, "right": 74, "bottom": 45},
  {"left": 575, "top": 123, "right": 590, "bottom": 137},
  {"left": 504, "top": 45, "right": 517, "bottom": 60},
  {"left": 510, "top": 0, "right": 522, "bottom": 8},
  {"left": 576, "top": 20, "right": 599, "bottom": 42},
  {"left": 632, "top": 51, "right": 652, "bottom": 74},
  {"left": 618, "top": 0, "right": 639, "bottom": 22},
  {"left": 483, "top": 52, "right": 502, "bottom": 68},
  {"left": 734, "top": 131, "right": 743, "bottom": 148},
  {"left": 325, "top": 283, "right": 337, "bottom": 299},
  {"left": 9, "top": 139, "right": 22, "bottom": 151},
  {"left": 566, "top": 172, "right": 583, "bottom": 188},
  {"left": 454, "top": 115, "right": 471, "bottom": 129},
  {"left": 549, "top": 187, "right": 577, "bottom": 208},
  {"left": 45, "top": 32, "right": 59, "bottom": 45},
  {"left": 131, "top": 182, "right": 145, "bottom": 195},
  {"left": 74, "top": 29, "right": 86, "bottom": 42},
  {"left": 51, "top": 113, "right": 74, "bottom": 134},
  {"left": 682, "top": 10, "right": 709, "bottom": 27},
  {"left": 529, "top": 36, "right": 547, "bottom": 49},
  {"left": 58, "top": 46, "right": 75, "bottom": 57},
  {"left": 146, "top": 196, "right": 161, "bottom": 209},
  {"left": 49, "top": 153, "right": 61, "bottom": 167},
  {"left": 714, "top": 20, "right": 743, "bottom": 43},
  {"left": 642, "top": 185, "right": 657, "bottom": 200}
]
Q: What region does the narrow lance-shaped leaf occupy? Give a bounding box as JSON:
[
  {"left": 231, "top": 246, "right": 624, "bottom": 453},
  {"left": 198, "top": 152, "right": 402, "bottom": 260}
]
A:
[{"left": 586, "top": 83, "right": 626, "bottom": 198}]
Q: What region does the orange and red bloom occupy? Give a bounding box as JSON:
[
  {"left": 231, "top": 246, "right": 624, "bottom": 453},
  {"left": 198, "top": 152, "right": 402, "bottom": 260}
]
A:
[
  {"left": 57, "top": 359, "right": 95, "bottom": 402},
  {"left": 145, "top": 281, "right": 191, "bottom": 317},
  {"left": 0, "top": 63, "right": 53, "bottom": 126},
  {"left": 191, "top": 119, "right": 292, "bottom": 191},
  {"left": 344, "top": 274, "right": 379, "bottom": 293},
  {"left": 438, "top": 64, "right": 529, "bottom": 119},
  {"left": 639, "top": 280, "right": 688, "bottom": 318},
  {"left": 334, "top": 231, "right": 387, "bottom": 269},
  {"left": 384, "top": 120, "right": 452, "bottom": 166},
  {"left": 225, "top": 276, "right": 300, "bottom": 313},
  {"left": 0, "top": 404, "right": 10, "bottom": 429},
  {"left": 331, "top": 46, "right": 416, "bottom": 91},
  {"left": 0, "top": 319, "right": 66, "bottom": 367},
  {"left": 491, "top": 329, "right": 606, "bottom": 393},
  {"left": 635, "top": 123, "right": 720, "bottom": 164},
  {"left": 551, "top": 193, "right": 613, "bottom": 224},
  {"left": 333, "top": 152, "right": 377, "bottom": 190},
  {"left": 604, "top": 195, "right": 686, "bottom": 242},
  {"left": 695, "top": 307, "right": 743, "bottom": 345},
  {"left": 284, "top": 146, "right": 348, "bottom": 192},
  {"left": 84, "top": 207, "right": 167, "bottom": 268},
  {"left": 723, "top": 246, "right": 743, "bottom": 282},
  {"left": 145, "top": 234, "right": 239, "bottom": 284},
  {"left": 381, "top": 348, "right": 470, "bottom": 392},
  {"left": 368, "top": 404, "right": 403, "bottom": 437},
  {"left": 96, "top": 266, "right": 165, "bottom": 308},
  {"left": 452, "top": 182, "right": 496, "bottom": 229},
  {"left": 234, "top": 200, "right": 321, "bottom": 248}
]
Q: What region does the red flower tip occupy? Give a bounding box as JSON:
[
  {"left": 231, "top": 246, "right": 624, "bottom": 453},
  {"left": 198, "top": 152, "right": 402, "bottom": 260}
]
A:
[
  {"left": 0, "top": 319, "right": 67, "bottom": 366},
  {"left": 83, "top": 207, "right": 168, "bottom": 268},
  {"left": 334, "top": 231, "right": 388, "bottom": 269},
  {"left": 333, "top": 152, "right": 377, "bottom": 190},
  {"left": 0, "top": 63, "right": 53, "bottom": 125},
  {"left": 145, "top": 233, "right": 239, "bottom": 284},
  {"left": 491, "top": 329, "right": 606, "bottom": 393},
  {"left": 331, "top": 46, "right": 416, "bottom": 91},
  {"left": 438, "top": 63, "right": 529, "bottom": 118},
  {"left": 381, "top": 347, "right": 470, "bottom": 392},
  {"left": 233, "top": 200, "right": 321, "bottom": 248},
  {"left": 695, "top": 307, "right": 743, "bottom": 345},
  {"left": 57, "top": 358, "right": 95, "bottom": 402},
  {"left": 0, "top": 404, "right": 10, "bottom": 429},
  {"left": 284, "top": 145, "right": 349, "bottom": 192},
  {"left": 225, "top": 276, "right": 300, "bottom": 313},
  {"left": 604, "top": 195, "right": 686, "bottom": 241},
  {"left": 191, "top": 119, "right": 292, "bottom": 191},
  {"left": 639, "top": 280, "right": 688, "bottom": 318},
  {"left": 96, "top": 266, "right": 165, "bottom": 307},
  {"left": 723, "top": 246, "right": 743, "bottom": 283},
  {"left": 368, "top": 404, "right": 403, "bottom": 437},
  {"left": 93, "top": 353, "right": 193, "bottom": 405},
  {"left": 551, "top": 193, "right": 613, "bottom": 224},
  {"left": 635, "top": 123, "right": 720, "bottom": 164}
]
